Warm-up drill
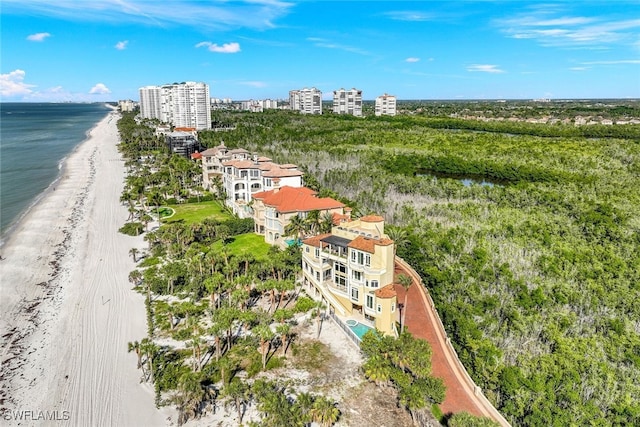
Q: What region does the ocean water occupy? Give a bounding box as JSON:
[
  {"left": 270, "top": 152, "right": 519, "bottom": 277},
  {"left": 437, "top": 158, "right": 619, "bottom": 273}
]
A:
[{"left": 0, "top": 103, "right": 112, "bottom": 240}]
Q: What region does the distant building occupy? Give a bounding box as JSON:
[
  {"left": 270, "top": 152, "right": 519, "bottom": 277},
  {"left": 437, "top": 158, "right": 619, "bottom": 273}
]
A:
[
  {"left": 200, "top": 142, "right": 230, "bottom": 190},
  {"left": 222, "top": 153, "right": 304, "bottom": 218},
  {"left": 333, "top": 88, "right": 362, "bottom": 116},
  {"left": 289, "top": 88, "right": 322, "bottom": 114},
  {"left": 375, "top": 94, "right": 397, "bottom": 116},
  {"left": 139, "top": 82, "right": 211, "bottom": 130},
  {"left": 118, "top": 99, "right": 137, "bottom": 112},
  {"left": 139, "top": 86, "right": 163, "bottom": 120},
  {"left": 166, "top": 131, "right": 200, "bottom": 158}
]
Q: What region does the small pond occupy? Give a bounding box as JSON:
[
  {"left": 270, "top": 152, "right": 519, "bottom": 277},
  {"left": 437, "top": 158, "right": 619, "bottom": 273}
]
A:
[{"left": 416, "top": 169, "right": 507, "bottom": 187}]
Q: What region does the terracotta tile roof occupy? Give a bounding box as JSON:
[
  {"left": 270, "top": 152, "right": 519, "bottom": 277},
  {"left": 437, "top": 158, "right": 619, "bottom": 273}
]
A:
[
  {"left": 252, "top": 186, "right": 343, "bottom": 213},
  {"left": 191, "top": 152, "right": 202, "bottom": 160},
  {"left": 302, "top": 233, "right": 332, "bottom": 248},
  {"left": 174, "top": 127, "right": 196, "bottom": 132},
  {"left": 347, "top": 235, "right": 394, "bottom": 254},
  {"left": 360, "top": 215, "right": 385, "bottom": 223},
  {"left": 229, "top": 148, "right": 250, "bottom": 154},
  {"left": 332, "top": 212, "right": 351, "bottom": 225},
  {"left": 200, "top": 148, "right": 219, "bottom": 156},
  {"left": 375, "top": 284, "right": 397, "bottom": 299},
  {"left": 222, "top": 160, "right": 259, "bottom": 169},
  {"left": 279, "top": 163, "right": 298, "bottom": 169},
  {"left": 257, "top": 156, "right": 272, "bottom": 162},
  {"left": 262, "top": 168, "right": 303, "bottom": 178},
  {"left": 201, "top": 144, "right": 227, "bottom": 156}
]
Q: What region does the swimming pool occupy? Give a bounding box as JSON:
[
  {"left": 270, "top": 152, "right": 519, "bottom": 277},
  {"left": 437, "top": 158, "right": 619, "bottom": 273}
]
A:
[{"left": 346, "top": 319, "right": 373, "bottom": 340}]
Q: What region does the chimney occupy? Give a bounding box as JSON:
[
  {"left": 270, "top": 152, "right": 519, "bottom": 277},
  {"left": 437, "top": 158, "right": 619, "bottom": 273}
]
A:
[
  {"left": 273, "top": 178, "right": 281, "bottom": 193},
  {"left": 345, "top": 207, "right": 352, "bottom": 219}
]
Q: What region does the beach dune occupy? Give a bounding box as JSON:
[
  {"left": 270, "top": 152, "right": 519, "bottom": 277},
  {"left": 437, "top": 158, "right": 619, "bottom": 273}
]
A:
[{"left": 0, "top": 111, "right": 168, "bottom": 426}]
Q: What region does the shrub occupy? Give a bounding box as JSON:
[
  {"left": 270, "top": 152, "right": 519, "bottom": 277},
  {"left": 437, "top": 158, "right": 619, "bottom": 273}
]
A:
[{"left": 119, "top": 222, "right": 144, "bottom": 236}]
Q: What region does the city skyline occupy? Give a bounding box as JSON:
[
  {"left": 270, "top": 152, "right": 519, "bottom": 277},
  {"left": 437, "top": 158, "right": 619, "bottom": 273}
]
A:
[{"left": 2, "top": 0, "right": 639, "bottom": 102}]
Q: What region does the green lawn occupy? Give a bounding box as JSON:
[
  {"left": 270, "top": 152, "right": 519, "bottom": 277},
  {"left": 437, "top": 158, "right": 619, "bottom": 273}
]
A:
[
  {"left": 163, "top": 200, "right": 230, "bottom": 224},
  {"left": 212, "top": 233, "right": 271, "bottom": 260}
]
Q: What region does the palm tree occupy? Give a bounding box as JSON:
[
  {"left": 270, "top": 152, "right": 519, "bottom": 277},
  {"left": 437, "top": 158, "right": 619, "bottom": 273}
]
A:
[
  {"left": 276, "top": 323, "right": 292, "bottom": 355},
  {"left": 310, "top": 396, "right": 340, "bottom": 426},
  {"left": 397, "top": 273, "right": 413, "bottom": 332},
  {"left": 139, "top": 337, "right": 158, "bottom": 383},
  {"left": 172, "top": 371, "right": 214, "bottom": 426},
  {"left": 254, "top": 324, "right": 275, "bottom": 370},
  {"left": 129, "top": 247, "right": 139, "bottom": 263},
  {"left": 284, "top": 214, "right": 308, "bottom": 240},
  {"left": 293, "top": 392, "right": 315, "bottom": 424},
  {"left": 128, "top": 269, "right": 143, "bottom": 287},
  {"left": 223, "top": 379, "right": 250, "bottom": 423},
  {"left": 319, "top": 211, "right": 335, "bottom": 234},
  {"left": 386, "top": 226, "right": 408, "bottom": 256},
  {"left": 127, "top": 340, "right": 143, "bottom": 370}
]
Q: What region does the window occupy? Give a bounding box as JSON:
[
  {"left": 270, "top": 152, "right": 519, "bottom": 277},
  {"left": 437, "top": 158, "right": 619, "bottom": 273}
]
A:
[
  {"left": 315, "top": 248, "right": 320, "bottom": 258},
  {"left": 316, "top": 271, "right": 320, "bottom": 281},
  {"left": 334, "top": 263, "right": 346, "bottom": 274},
  {"left": 366, "top": 295, "right": 374, "bottom": 309},
  {"left": 377, "top": 304, "right": 382, "bottom": 313},
  {"left": 352, "top": 270, "right": 362, "bottom": 281},
  {"left": 351, "top": 287, "right": 359, "bottom": 301},
  {"left": 391, "top": 303, "right": 396, "bottom": 312},
  {"left": 305, "top": 247, "right": 310, "bottom": 253},
  {"left": 371, "top": 280, "right": 379, "bottom": 288}
]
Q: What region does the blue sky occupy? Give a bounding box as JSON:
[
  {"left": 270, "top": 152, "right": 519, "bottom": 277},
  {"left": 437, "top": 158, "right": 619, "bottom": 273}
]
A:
[{"left": 2, "top": 1, "right": 639, "bottom": 102}]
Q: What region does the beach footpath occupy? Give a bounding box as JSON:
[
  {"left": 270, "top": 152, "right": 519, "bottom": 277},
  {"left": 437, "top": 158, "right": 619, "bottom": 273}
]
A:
[{"left": 0, "top": 110, "right": 170, "bottom": 426}]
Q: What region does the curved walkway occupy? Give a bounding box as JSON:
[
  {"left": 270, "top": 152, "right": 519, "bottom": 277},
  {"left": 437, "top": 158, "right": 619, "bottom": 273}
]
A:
[{"left": 394, "top": 257, "right": 511, "bottom": 426}]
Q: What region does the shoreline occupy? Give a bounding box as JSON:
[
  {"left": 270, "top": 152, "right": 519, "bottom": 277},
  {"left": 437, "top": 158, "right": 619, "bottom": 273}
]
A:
[
  {"left": 0, "top": 104, "right": 115, "bottom": 249},
  {"left": 0, "top": 110, "right": 169, "bottom": 426}
]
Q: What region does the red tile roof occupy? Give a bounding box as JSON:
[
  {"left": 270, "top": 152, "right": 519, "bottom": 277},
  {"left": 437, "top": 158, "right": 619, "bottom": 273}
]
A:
[
  {"left": 252, "top": 186, "right": 344, "bottom": 214},
  {"left": 302, "top": 233, "right": 332, "bottom": 247},
  {"left": 375, "top": 284, "right": 397, "bottom": 299},
  {"left": 262, "top": 168, "right": 303, "bottom": 178},
  {"left": 191, "top": 152, "right": 202, "bottom": 160},
  {"left": 360, "top": 215, "right": 385, "bottom": 223},
  {"left": 332, "top": 212, "right": 351, "bottom": 225},
  {"left": 222, "top": 159, "right": 259, "bottom": 169},
  {"left": 347, "top": 235, "right": 394, "bottom": 254}
]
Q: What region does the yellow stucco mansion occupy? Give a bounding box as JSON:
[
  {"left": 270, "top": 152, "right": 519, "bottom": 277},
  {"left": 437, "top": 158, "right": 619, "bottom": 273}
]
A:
[{"left": 300, "top": 215, "right": 399, "bottom": 336}]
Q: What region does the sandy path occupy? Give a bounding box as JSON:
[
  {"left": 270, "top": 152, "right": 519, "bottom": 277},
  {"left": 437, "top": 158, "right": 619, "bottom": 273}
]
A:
[{"left": 0, "top": 111, "right": 168, "bottom": 426}]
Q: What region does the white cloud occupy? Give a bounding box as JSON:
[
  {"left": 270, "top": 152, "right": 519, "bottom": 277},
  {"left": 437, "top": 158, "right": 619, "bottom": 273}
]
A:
[
  {"left": 196, "top": 41, "right": 241, "bottom": 53},
  {"left": 3, "top": 0, "right": 293, "bottom": 31},
  {"left": 582, "top": 59, "right": 640, "bottom": 65},
  {"left": 306, "top": 37, "right": 371, "bottom": 56},
  {"left": 115, "top": 40, "right": 128, "bottom": 50},
  {"left": 467, "top": 64, "right": 505, "bottom": 73},
  {"left": 0, "top": 69, "right": 36, "bottom": 97},
  {"left": 26, "top": 32, "right": 51, "bottom": 41},
  {"left": 497, "top": 9, "right": 640, "bottom": 48},
  {"left": 89, "top": 83, "right": 111, "bottom": 94},
  {"left": 405, "top": 57, "right": 420, "bottom": 63},
  {"left": 384, "top": 11, "right": 435, "bottom": 22},
  {"left": 241, "top": 81, "right": 267, "bottom": 88}
]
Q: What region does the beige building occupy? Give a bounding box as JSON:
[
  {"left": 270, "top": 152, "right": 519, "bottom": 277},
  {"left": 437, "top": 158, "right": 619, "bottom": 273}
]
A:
[
  {"left": 289, "top": 87, "right": 323, "bottom": 114},
  {"left": 333, "top": 88, "right": 362, "bottom": 116},
  {"left": 375, "top": 93, "right": 397, "bottom": 116},
  {"left": 301, "top": 215, "right": 398, "bottom": 336},
  {"left": 252, "top": 185, "right": 345, "bottom": 246}
]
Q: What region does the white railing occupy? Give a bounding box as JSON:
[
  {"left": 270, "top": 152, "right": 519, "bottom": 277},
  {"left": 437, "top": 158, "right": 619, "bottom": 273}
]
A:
[{"left": 328, "top": 312, "right": 360, "bottom": 348}]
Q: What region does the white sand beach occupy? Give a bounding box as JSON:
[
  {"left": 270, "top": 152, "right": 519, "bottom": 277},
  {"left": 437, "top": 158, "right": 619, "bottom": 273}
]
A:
[{"left": 0, "top": 110, "right": 170, "bottom": 426}]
